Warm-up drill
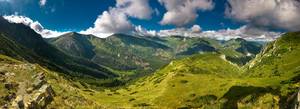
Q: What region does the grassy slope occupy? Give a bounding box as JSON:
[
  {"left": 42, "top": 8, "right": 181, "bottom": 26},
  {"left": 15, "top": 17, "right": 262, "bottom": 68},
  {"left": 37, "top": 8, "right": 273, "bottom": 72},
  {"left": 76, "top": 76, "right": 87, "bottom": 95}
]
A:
[
  {"left": 79, "top": 33, "right": 300, "bottom": 108},
  {"left": 81, "top": 53, "right": 284, "bottom": 108},
  {"left": 0, "top": 17, "right": 115, "bottom": 79},
  {"left": 49, "top": 33, "right": 262, "bottom": 77},
  {"left": 0, "top": 55, "right": 103, "bottom": 108},
  {"left": 1, "top": 32, "right": 299, "bottom": 108}
]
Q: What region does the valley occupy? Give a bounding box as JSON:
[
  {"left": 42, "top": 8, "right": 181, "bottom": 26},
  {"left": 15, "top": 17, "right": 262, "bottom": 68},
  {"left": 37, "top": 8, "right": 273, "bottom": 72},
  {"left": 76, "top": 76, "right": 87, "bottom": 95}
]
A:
[{"left": 0, "top": 16, "right": 300, "bottom": 109}]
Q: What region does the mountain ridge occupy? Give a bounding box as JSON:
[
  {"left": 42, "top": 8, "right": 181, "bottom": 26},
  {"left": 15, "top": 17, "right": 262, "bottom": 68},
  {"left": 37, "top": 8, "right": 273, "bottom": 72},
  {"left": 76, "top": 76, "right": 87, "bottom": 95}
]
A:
[
  {"left": 2, "top": 17, "right": 299, "bottom": 108},
  {"left": 48, "top": 32, "right": 264, "bottom": 74},
  {"left": 0, "top": 16, "right": 115, "bottom": 78}
]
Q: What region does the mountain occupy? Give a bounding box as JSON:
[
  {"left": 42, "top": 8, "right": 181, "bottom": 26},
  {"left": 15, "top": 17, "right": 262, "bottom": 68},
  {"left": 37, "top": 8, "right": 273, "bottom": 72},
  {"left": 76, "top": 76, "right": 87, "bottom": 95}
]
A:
[
  {"left": 0, "top": 15, "right": 299, "bottom": 108},
  {"left": 246, "top": 32, "right": 300, "bottom": 78},
  {"left": 48, "top": 33, "right": 263, "bottom": 75},
  {"left": 0, "top": 16, "right": 115, "bottom": 78},
  {"left": 221, "top": 38, "right": 264, "bottom": 65},
  {"left": 47, "top": 32, "right": 95, "bottom": 59},
  {"left": 48, "top": 33, "right": 172, "bottom": 73},
  {"left": 78, "top": 32, "right": 299, "bottom": 108}
]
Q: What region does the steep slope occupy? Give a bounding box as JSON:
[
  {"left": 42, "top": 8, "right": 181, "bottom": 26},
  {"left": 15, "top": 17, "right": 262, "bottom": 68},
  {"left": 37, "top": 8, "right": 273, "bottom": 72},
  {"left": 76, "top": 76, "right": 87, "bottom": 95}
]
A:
[
  {"left": 48, "top": 33, "right": 172, "bottom": 73},
  {"left": 0, "top": 55, "right": 105, "bottom": 108},
  {"left": 80, "top": 32, "right": 300, "bottom": 108},
  {"left": 221, "top": 38, "right": 263, "bottom": 65},
  {"left": 0, "top": 16, "right": 115, "bottom": 78},
  {"left": 49, "top": 33, "right": 262, "bottom": 75},
  {"left": 90, "top": 34, "right": 172, "bottom": 71},
  {"left": 47, "top": 32, "right": 95, "bottom": 59},
  {"left": 246, "top": 32, "right": 300, "bottom": 78}
]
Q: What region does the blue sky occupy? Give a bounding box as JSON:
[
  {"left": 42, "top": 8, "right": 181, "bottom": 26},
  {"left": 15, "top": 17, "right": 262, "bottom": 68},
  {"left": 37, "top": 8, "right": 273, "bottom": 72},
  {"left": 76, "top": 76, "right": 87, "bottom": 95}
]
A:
[
  {"left": 1, "top": 0, "right": 115, "bottom": 31},
  {"left": 0, "top": 0, "right": 242, "bottom": 31},
  {"left": 1, "top": 0, "right": 300, "bottom": 40}
]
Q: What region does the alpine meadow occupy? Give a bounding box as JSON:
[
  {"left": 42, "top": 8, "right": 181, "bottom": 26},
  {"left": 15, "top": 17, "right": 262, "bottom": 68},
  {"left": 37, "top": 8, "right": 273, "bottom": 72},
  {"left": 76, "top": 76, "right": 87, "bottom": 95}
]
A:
[{"left": 1, "top": 0, "right": 300, "bottom": 109}]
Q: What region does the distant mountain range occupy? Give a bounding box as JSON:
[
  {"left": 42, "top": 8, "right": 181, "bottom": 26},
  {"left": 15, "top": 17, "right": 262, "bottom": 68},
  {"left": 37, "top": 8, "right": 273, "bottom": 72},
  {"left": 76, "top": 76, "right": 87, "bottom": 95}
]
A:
[
  {"left": 0, "top": 16, "right": 299, "bottom": 108},
  {"left": 47, "top": 32, "right": 264, "bottom": 74}
]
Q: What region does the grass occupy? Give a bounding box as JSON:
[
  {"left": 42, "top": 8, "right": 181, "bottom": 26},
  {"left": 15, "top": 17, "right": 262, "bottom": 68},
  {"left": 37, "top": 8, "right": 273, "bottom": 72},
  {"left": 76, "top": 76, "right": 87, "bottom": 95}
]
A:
[
  {"left": 0, "top": 43, "right": 298, "bottom": 108},
  {"left": 73, "top": 50, "right": 300, "bottom": 108},
  {"left": 1, "top": 32, "right": 300, "bottom": 108}
]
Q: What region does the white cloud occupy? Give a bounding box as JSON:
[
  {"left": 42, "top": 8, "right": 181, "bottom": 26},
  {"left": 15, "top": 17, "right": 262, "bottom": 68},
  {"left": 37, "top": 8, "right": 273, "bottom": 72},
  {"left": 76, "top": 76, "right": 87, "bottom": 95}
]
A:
[
  {"left": 191, "top": 25, "right": 201, "bottom": 33},
  {"left": 200, "top": 25, "right": 282, "bottom": 41},
  {"left": 39, "top": 0, "right": 46, "bottom": 6},
  {"left": 134, "top": 25, "right": 157, "bottom": 36},
  {"left": 135, "top": 24, "right": 203, "bottom": 37},
  {"left": 226, "top": 0, "right": 300, "bottom": 31},
  {"left": 116, "top": 0, "right": 153, "bottom": 19},
  {"left": 3, "top": 15, "right": 67, "bottom": 38},
  {"left": 135, "top": 24, "right": 281, "bottom": 41},
  {"left": 159, "top": 0, "right": 214, "bottom": 26},
  {"left": 81, "top": 0, "right": 153, "bottom": 37},
  {"left": 81, "top": 8, "right": 134, "bottom": 36}
]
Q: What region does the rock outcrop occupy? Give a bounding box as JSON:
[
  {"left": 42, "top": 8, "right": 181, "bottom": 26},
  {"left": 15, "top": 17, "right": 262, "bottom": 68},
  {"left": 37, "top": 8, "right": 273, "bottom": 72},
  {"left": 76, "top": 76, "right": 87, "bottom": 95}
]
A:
[{"left": 0, "top": 64, "right": 55, "bottom": 109}]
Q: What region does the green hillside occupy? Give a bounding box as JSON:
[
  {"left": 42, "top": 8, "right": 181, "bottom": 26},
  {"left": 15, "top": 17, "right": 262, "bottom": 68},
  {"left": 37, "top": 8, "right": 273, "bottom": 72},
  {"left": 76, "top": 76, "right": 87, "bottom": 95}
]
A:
[
  {"left": 48, "top": 33, "right": 172, "bottom": 74},
  {"left": 246, "top": 32, "right": 300, "bottom": 78},
  {"left": 73, "top": 33, "right": 300, "bottom": 108},
  {"left": 0, "top": 54, "right": 106, "bottom": 108},
  {"left": 0, "top": 17, "right": 115, "bottom": 79},
  {"left": 2, "top": 16, "right": 300, "bottom": 108},
  {"left": 48, "top": 32, "right": 263, "bottom": 76}
]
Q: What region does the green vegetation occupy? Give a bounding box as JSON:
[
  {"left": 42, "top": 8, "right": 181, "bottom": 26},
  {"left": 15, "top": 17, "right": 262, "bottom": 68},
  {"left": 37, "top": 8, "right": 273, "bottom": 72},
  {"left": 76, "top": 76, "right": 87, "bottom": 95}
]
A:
[
  {"left": 0, "top": 17, "right": 115, "bottom": 79},
  {"left": 1, "top": 15, "right": 300, "bottom": 108},
  {"left": 48, "top": 32, "right": 263, "bottom": 78}
]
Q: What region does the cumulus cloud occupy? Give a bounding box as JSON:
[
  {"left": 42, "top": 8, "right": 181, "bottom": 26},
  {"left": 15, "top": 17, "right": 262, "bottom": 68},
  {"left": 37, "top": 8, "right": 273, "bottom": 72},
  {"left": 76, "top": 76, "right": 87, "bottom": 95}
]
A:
[
  {"left": 134, "top": 24, "right": 202, "bottom": 37},
  {"left": 226, "top": 0, "right": 300, "bottom": 31},
  {"left": 159, "top": 0, "right": 214, "bottom": 26},
  {"left": 116, "top": 0, "right": 153, "bottom": 19},
  {"left": 201, "top": 25, "right": 282, "bottom": 41},
  {"left": 134, "top": 25, "right": 157, "bottom": 36},
  {"left": 81, "top": 0, "right": 153, "bottom": 37},
  {"left": 81, "top": 8, "right": 134, "bottom": 37},
  {"left": 191, "top": 25, "right": 201, "bottom": 33},
  {"left": 39, "top": 0, "right": 46, "bottom": 6},
  {"left": 3, "top": 15, "right": 67, "bottom": 38},
  {"left": 157, "top": 25, "right": 204, "bottom": 37},
  {"left": 135, "top": 24, "right": 281, "bottom": 41}
]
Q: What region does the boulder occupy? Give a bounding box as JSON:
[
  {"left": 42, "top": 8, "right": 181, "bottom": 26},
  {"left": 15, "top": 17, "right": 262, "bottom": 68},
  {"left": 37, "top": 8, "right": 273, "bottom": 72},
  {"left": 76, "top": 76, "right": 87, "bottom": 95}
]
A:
[{"left": 26, "top": 84, "right": 55, "bottom": 109}]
